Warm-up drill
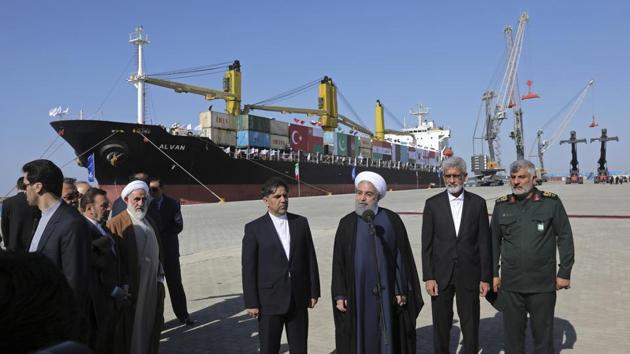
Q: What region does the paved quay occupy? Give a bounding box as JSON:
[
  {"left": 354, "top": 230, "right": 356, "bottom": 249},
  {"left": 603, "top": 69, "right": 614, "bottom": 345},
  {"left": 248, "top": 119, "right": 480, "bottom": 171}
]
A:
[{"left": 159, "top": 182, "right": 630, "bottom": 353}]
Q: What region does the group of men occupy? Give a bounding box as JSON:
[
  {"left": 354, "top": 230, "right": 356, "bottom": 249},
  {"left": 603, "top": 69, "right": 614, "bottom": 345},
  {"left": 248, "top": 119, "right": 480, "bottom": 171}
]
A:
[
  {"left": 242, "top": 156, "right": 574, "bottom": 354},
  {"left": 0, "top": 159, "right": 194, "bottom": 354}
]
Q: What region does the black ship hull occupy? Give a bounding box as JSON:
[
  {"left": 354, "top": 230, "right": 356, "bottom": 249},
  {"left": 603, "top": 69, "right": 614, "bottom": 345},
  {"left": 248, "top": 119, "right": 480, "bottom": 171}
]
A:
[{"left": 50, "top": 120, "right": 439, "bottom": 203}]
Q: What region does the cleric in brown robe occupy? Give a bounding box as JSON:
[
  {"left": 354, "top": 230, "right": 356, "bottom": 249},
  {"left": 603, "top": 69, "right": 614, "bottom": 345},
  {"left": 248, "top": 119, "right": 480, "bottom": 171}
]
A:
[
  {"left": 107, "top": 180, "right": 165, "bottom": 354},
  {"left": 331, "top": 171, "right": 423, "bottom": 354}
]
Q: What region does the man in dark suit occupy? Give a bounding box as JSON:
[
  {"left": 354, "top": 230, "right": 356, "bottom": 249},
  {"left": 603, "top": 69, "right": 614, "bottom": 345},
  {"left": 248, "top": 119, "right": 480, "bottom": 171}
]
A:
[
  {"left": 23, "top": 159, "right": 90, "bottom": 306},
  {"left": 1, "top": 177, "right": 41, "bottom": 250},
  {"left": 80, "top": 187, "right": 125, "bottom": 353},
  {"left": 148, "top": 177, "right": 194, "bottom": 325},
  {"left": 421, "top": 156, "right": 492, "bottom": 354},
  {"left": 242, "top": 177, "right": 320, "bottom": 354}
]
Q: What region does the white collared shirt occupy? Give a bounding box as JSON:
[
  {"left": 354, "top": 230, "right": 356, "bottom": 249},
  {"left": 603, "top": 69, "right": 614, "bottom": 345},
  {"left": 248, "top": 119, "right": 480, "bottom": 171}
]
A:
[
  {"left": 269, "top": 212, "right": 290, "bottom": 259},
  {"left": 448, "top": 190, "right": 464, "bottom": 236},
  {"left": 29, "top": 199, "right": 63, "bottom": 252}
]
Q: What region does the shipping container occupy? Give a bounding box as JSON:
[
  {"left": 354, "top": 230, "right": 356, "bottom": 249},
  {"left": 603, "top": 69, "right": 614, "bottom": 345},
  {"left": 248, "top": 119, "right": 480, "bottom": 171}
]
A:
[
  {"left": 199, "top": 111, "right": 237, "bottom": 131},
  {"left": 307, "top": 136, "right": 324, "bottom": 153},
  {"left": 289, "top": 124, "right": 312, "bottom": 151},
  {"left": 360, "top": 136, "right": 372, "bottom": 149},
  {"left": 269, "top": 120, "right": 289, "bottom": 136},
  {"left": 400, "top": 145, "right": 409, "bottom": 163},
  {"left": 312, "top": 126, "right": 324, "bottom": 138},
  {"left": 324, "top": 131, "right": 337, "bottom": 145},
  {"left": 310, "top": 144, "right": 324, "bottom": 154},
  {"left": 201, "top": 127, "right": 236, "bottom": 146},
  {"left": 270, "top": 134, "right": 290, "bottom": 150},
  {"left": 237, "top": 114, "right": 271, "bottom": 132},
  {"left": 372, "top": 140, "right": 392, "bottom": 155},
  {"left": 336, "top": 133, "right": 348, "bottom": 156},
  {"left": 237, "top": 130, "right": 270, "bottom": 148},
  {"left": 348, "top": 135, "right": 360, "bottom": 158}
]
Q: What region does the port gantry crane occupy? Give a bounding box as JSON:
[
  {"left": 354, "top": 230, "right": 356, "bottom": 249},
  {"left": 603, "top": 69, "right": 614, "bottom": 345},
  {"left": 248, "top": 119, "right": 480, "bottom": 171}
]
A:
[
  {"left": 591, "top": 128, "right": 619, "bottom": 184},
  {"left": 474, "top": 11, "right": 535, "bottom": 185},
  {"left": 529, "top": 80, "right": 594, "bottom": 183}
]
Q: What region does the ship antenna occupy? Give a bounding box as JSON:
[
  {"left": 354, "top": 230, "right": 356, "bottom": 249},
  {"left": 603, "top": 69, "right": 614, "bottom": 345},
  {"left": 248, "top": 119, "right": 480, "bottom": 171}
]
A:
[{"left": 129, "top": 26, "right": 150, "bottom": 124}]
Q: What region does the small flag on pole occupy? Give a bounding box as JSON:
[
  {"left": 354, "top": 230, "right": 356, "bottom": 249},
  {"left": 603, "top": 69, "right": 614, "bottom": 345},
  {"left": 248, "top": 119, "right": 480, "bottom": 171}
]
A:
[
  {"left": 294, "top": 162, "right": 300, "bottom": 181},
  {"left": 87, "top": 153, "right": 95, "bottom": 182}
]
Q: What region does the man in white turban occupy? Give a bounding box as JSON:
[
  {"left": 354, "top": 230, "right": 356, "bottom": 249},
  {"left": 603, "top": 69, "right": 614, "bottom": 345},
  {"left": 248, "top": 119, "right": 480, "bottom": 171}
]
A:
[
  {"left": 332, "top": 171, "right": 423, "bottom": 354},
  {"left": 107, "top": 180, "right": 164, "bottom": 354}
]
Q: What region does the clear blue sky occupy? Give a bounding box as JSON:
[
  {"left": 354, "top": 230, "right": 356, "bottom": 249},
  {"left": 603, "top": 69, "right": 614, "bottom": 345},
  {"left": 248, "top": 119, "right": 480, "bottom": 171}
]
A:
[{"left": 1, "top": 0, "right": 628, "bottom": 193}]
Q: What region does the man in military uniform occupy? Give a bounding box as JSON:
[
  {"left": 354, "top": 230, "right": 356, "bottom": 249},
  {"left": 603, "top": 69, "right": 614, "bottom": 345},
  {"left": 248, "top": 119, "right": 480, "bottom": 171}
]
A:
[{"left": 491, "top": 159, "right": 574, "bottom": 354}]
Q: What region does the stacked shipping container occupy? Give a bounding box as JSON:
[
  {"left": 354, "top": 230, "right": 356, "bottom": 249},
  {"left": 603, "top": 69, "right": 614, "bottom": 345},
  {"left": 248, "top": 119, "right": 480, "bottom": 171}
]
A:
[{"left": 199, "top": 111, "right": 237, "bottom": 146}]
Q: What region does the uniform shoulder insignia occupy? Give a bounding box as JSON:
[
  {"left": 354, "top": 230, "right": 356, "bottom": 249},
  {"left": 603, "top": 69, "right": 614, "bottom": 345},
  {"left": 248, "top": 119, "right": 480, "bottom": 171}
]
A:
[
  {"left": 542, "top": 191, "right": 558, "bottom": 199},
  {"left": 496, "top": 195, "right": 509, "bottom": 203}
]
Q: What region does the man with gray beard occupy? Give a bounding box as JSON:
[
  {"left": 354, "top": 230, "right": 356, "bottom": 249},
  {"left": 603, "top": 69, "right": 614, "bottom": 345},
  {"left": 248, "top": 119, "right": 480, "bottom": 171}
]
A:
[
  {"left": 421, "top": 156, "right": 491, "bottom": 354},
  {"left": 107, "top": 181, "right": 164, "bottom": 354},
  {"left": 491, "top": 160, "right": 574, "bottom": 354},
  {"left": 332, "top": 171, "right": 423, "bottom": 354}
]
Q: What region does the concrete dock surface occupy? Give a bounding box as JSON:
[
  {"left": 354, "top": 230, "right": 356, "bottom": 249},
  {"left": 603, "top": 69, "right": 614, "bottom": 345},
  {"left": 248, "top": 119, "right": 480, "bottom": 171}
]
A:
[{"left": 159, "top": 182, "right": 630, "bottom": 353}]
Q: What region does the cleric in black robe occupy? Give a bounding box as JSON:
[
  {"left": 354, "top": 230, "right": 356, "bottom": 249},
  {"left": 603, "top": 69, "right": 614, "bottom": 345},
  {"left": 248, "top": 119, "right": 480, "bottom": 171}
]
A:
[{"left": 332, "top": 171, "right": 423, "bottom": 354}]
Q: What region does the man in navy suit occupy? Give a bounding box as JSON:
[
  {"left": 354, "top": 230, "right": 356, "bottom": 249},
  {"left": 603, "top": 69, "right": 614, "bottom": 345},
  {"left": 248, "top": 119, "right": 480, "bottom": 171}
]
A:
[
  {"left": 421, "top": 156, "right": 492, "bottom": 354},
  {"left": 148, "top": 177, "right": 194, "bottom": 325},
  {"left": 242, "top": 178, "right": 320, "bottom": 354},
  {"left": 23, "top": 159, "right": 90, "bottom": 306}
]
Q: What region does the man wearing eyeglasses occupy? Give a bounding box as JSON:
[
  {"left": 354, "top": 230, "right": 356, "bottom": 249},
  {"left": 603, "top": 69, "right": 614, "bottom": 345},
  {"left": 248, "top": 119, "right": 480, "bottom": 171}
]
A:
[
  {"left": 148, "top": 177, "right": 194, "bottom": 325},
  {"left": 62, "top": 177, "right": 80, "bottom": 208},
  {"left": 421, "top": 156, "right": 492, "bottom": 354}
]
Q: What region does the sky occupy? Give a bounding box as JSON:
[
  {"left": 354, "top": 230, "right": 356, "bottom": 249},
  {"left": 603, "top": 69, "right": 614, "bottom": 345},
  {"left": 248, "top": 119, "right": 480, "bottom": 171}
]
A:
[{"left": 1, "top": 0, "right": 629, "bottom": 194}]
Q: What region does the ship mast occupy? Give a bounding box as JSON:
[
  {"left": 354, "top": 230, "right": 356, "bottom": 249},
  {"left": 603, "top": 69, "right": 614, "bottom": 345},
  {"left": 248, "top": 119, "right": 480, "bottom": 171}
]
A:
[{"left": 129, "top": 26, "right": 150, "bottom": 124}]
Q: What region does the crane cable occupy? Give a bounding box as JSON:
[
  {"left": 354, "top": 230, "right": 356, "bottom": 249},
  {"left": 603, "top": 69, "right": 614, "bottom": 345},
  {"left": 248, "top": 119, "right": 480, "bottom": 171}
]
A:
[
  {"left": 149, "top": 61, "right": 233, "bottom": 78},
  {"left": 336, "top": 86, "right": 368, "bottom": 129},
  {"left": 381, "top": 103, "right": 405, "bottom": 129},
  {"left": 137, "top": 132, "right": 224, "bottom": 202},
  {"left": 251, "top": 78, "right": 323, "bottom": 106}
]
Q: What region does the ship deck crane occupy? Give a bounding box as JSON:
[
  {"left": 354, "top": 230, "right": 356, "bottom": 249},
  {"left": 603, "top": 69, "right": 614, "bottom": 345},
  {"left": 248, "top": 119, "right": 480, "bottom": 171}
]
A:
[
  {"left": 128, "top": 27, "right": 242, "bottom": 121},
  {"left": 529, "top": 80, "right": 594, "bottom": 183},
  {"left": 244, "top": 76, "right": 374, "bottom": 136}
]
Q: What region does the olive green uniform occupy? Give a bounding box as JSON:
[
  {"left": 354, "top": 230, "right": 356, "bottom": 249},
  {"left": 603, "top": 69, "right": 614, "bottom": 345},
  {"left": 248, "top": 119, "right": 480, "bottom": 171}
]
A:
[{"left": 492, "top": 188, "right": 574, "bottom": 354}]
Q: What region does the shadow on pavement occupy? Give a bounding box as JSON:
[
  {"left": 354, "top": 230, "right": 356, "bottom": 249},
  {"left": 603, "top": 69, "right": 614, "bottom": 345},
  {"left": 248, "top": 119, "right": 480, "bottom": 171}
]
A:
[
  {"left": 160, "top": 294, "right": 260, "bottom": 354},
  {"left": 415, "top": 313, "right": 576, "bottom": 353}
]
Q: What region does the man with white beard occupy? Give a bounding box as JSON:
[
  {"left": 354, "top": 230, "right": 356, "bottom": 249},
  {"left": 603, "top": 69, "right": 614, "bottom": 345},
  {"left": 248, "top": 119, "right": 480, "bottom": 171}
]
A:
[
  {"left": 421, "top": 156, "right": 492, "bottom": 354},
  {"left": 107, "top": 180, "right": 164, "bottom": 354},
  {"left": 491, "top": 159, "right": 574, "bottom": 354}
]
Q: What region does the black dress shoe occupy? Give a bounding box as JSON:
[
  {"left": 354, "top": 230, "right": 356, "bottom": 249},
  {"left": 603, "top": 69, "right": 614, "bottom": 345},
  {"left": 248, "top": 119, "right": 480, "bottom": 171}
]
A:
[{"left": 180, "top": 317, "right": 197, "bottom": 325}]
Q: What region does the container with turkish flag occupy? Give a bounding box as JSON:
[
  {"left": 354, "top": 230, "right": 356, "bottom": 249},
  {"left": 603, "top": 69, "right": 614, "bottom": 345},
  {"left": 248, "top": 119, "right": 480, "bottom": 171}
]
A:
[{"left": 289, "top": 124, "right": 312, "bottom": 152}]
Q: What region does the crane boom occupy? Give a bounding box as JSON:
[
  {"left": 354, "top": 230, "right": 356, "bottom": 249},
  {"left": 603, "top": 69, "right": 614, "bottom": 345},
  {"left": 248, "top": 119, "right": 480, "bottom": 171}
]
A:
[
  {"left": 532, "top": 80, "right": 594, "bottom": 181},
  {"left": 140, "top": 76, "right": 236, "bottom": 100}
]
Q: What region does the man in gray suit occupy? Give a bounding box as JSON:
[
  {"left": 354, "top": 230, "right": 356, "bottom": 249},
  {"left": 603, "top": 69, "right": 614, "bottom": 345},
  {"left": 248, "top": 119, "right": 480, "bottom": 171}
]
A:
[{"left": 23, "top": 159, "right": 90, "bottom": 304}]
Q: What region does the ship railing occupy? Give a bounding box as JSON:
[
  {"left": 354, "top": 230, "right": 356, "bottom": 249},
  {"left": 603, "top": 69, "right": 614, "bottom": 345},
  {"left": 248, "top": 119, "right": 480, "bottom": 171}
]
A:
[{"left": 228, "top": 146, "right": 438, "bottom": 173}]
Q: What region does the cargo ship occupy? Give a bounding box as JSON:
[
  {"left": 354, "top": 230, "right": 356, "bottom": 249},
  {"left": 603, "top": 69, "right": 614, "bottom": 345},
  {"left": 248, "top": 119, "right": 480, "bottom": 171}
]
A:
[{"left": 49, "top": 27, "right": 449, "bottom": 203}]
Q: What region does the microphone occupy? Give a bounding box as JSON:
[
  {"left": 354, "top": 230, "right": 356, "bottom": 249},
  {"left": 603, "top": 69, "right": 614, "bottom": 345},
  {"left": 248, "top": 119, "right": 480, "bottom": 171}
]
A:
[{"left": 361, "top": 209, "right": 375, "bottom": 223}]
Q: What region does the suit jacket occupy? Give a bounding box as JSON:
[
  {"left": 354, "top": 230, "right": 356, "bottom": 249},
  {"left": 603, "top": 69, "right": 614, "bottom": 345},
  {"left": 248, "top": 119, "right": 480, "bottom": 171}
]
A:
[
  {"left": 1, "top": 192, "right": 41, "bottom": 250},
  {"left": 35, "top": 202, "right": 90, "bottom": 302},
  {"left": 85, "top": 220, "right": 120, "bottom": 304},
  {"left": 155, "top": 195, "right": 183, "bottom": 259},
  {"left": 421, "top": 190, "right": 492, "bottom": 291},
  {"left": 242, "top": 212, "right": 320, "bottom": 315}
]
